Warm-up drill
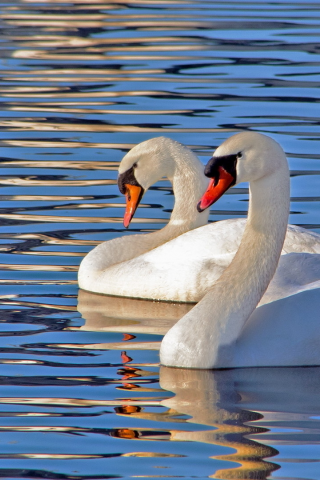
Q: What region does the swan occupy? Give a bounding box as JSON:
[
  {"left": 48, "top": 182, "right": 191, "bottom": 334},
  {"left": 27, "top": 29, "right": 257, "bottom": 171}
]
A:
[
  {"left": 160, "top": 132, "right": 320, "bottom": 368},
  {"left": 78, "top": 135, "right": 320, "bottom": 302},
  {"left": 78, "top": 137, "right": 209, "bottom": 295}
]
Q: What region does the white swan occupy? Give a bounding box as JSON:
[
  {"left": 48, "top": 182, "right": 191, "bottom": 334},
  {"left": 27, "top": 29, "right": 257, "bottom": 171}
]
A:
[
  {"left": 78, "top": 137, "right": 209, "bottom": 295},
  {"left": 78, "top": 135, "right": 320, "bottom": 302},
  {"left": 160, "top": 132, "right": 320, "bottom": 368}
]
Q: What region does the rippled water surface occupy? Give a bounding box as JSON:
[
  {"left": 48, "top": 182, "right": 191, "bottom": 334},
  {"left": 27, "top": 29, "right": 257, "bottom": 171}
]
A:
[{"left": 1, "top": 1, "right": 320, "bottom": 479}]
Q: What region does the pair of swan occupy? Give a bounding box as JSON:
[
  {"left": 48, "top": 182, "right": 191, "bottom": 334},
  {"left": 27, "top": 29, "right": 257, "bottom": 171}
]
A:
[
  {"left": 78, "top": 132, "right": 320, "bottom": 369},
  {"left": 78, "top": 135, "right": 320, "bottom": 302}
]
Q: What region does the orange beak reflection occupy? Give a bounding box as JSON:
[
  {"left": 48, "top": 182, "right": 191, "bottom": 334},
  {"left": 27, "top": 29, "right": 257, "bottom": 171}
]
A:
[
  {"left": 123, "top": 184, "right": 143, "bottom": 228},
  {"left": 197, "top": 166, "right": 235, "bottom": 212}
]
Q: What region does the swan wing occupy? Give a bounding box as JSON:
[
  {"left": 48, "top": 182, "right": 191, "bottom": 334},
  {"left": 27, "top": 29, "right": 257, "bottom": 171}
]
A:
[
  {"left": 237, "top": 287, "right": 320, "bottom": 368},
  {"left": 283, "top": 225, "right": 320, "bottom": 254},
  {"left": 85, "top": 220, "right": 246, "bottom": 302}
]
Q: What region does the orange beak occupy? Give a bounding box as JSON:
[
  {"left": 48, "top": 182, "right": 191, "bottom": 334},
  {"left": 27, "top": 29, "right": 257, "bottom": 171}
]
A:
[
  {"left": 123, "top": 184, "right": 143, "bottom": 228},
  {"left": 197, "top": 166, "right": 235, "bottom": 212}
]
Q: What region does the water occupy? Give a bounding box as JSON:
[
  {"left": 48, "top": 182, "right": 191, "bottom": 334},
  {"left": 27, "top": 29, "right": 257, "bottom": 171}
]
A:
[{"left": 1, "top": 0, "right": 320, "bottom": 478}]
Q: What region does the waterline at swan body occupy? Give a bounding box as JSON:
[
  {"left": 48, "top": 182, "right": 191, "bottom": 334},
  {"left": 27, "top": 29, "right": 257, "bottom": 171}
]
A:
[
  {"left": 78, "top": 136, "right": 320, "bottom": 302},
  {"left": 160, "top": 132, "right": 320, "bottom": 368}
]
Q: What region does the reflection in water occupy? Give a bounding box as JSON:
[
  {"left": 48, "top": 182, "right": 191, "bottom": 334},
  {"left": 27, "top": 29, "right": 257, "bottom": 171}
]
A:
[
  {"left": 77, "top": 289, "right": 193, "bottom": 335},
  {"left": 78, "top": 292, "right": 320, "bottom": 478},
  {"left": 80, "top": 294, "right": 275, "bottom": 476},
  {"left": 159, "top": 366, "right": 320, "bottom": 478},
  {"left": 160, "top": 367, "right": 279, "bottom": 479}
]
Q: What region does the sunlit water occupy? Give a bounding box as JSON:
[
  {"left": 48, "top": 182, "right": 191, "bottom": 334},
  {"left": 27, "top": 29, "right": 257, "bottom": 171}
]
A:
[{"left": 0, "top": 1, "right": 320, "bottom": 479}]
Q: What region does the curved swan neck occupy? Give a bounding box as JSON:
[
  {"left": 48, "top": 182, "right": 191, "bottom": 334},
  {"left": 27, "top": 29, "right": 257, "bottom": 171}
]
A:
[
  {"left": 167, "top": 144, "right": 209, "bottom": 230},
  {"left": 160, "top": 151, "right": 290, "bottom": 369},
  {"left": 79, "top": 141, "right": 209, "bottom": 285},
  {"left": 140, "top": 145, "right": 209, "bottom": 251},
  {"left": 129, "top": 142, "right": 210, "bottom": 255},
  {"left": 217, "top": 168, "right": 290, "bottom": 325}
]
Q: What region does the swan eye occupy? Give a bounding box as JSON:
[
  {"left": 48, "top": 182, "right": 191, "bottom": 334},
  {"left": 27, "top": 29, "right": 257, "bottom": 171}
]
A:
[
  {"left": 133, "top": 162, "right": 138, "bottom": 168},
  {"left": 237, "top": 152, "right": 242, "bottom": 159}
]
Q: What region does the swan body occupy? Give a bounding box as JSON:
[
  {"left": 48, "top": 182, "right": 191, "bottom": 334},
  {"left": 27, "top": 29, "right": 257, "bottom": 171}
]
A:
[
  {"left": 160, "top": 132, "right": 320, "bottom": 368},
  {"left": 78, "top": 137, "right": 210, "bottom": 294},
  {"left": 79, "top": 136, "right": 320, "bottom": 302},
  {"left": 80, "top": 218, "right": 320, "bottom": 302}
]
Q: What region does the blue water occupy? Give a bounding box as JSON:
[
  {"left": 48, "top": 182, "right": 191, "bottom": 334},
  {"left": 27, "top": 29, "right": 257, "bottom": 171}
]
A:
[{"left": 0, "top": 1, "right": 320, "bottom": 479}]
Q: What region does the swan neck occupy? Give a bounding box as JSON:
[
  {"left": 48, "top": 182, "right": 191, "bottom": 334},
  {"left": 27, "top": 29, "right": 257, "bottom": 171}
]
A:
[
  {"left": 225, "top": 171, "right": 288, "bottom": 292},
  {"left": 208, "top": 169, "right": 290, "bottom": 364},
  {"left": 161, "top": 161, "right": 290, "bottom": 369},
  {"left": 169, "top": 149, "right": 209, "bottom": 230}
]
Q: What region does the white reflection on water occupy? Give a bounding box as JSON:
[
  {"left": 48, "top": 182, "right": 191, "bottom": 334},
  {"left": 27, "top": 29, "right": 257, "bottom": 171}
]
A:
[
  {"left": 78, "top": 292, "right": 320, "bottom": 478},
  {"left": 161, "top": 366, "right": 320, "bottom": 478}
]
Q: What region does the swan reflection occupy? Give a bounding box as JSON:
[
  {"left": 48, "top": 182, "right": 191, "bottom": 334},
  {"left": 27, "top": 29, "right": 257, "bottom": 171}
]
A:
[
  {"left": 77, "top": 291, "right": 320, "bottom": 478},
  {"left": 160, "top": 366, "right": 282, "bottom": 478},
  {"left": 78, "top": 289, "right": 193, "bottom": 336}
]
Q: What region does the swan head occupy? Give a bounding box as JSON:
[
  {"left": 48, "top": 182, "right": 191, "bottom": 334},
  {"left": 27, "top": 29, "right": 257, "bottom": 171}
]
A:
[
  {"left": 118, "top": 137, "right": 194, "bottom": 227},
  {"left": 197, "top": 132, "right": 288, "bottom": 212}
]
